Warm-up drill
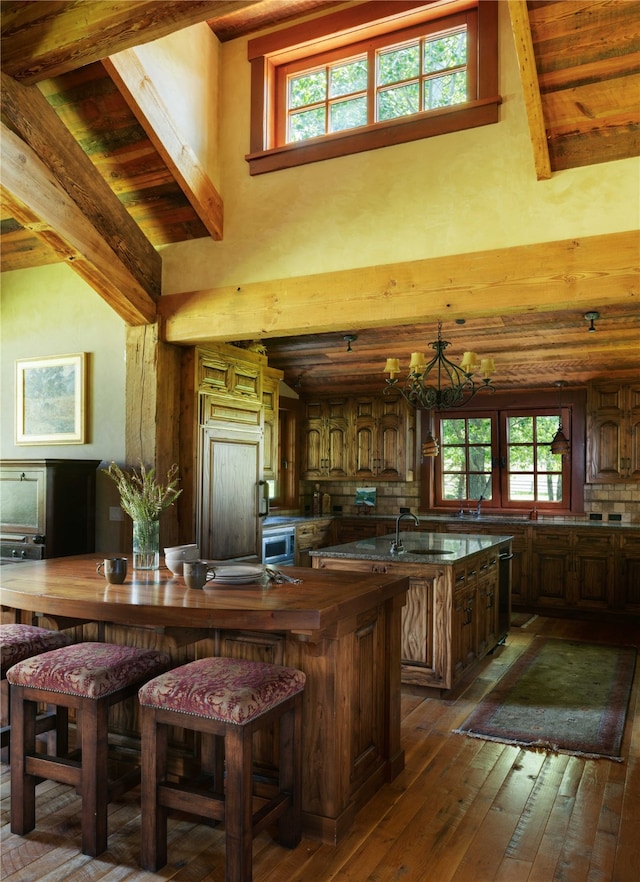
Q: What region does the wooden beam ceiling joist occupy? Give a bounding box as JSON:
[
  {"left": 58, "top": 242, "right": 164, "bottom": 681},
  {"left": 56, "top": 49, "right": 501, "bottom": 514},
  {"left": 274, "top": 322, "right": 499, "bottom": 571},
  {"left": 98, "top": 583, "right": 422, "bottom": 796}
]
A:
[
  {"left": 158, "top": 231, "right": 639, "bottom": 345},
  {"left": 1, "top": 123, "right": 158, "bottom": 325},
  {"left": 0, "top": 1, "right": 259, "bottom": 84},
  {"left": 1, "top": 71, "right": 161, "bottom": 319},
  {"left": 104, "top": 51, "right": 224, "bottom": 241},
  {"left": 507, "top": 0, "right": 552, "bottom": 181}
]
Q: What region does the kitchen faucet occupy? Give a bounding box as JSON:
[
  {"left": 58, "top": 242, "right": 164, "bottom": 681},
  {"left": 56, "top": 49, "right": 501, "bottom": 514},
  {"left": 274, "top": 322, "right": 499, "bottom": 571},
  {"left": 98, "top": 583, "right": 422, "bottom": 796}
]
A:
[{"left": 390, "top": 512, "right": 420, "bottom": 555}]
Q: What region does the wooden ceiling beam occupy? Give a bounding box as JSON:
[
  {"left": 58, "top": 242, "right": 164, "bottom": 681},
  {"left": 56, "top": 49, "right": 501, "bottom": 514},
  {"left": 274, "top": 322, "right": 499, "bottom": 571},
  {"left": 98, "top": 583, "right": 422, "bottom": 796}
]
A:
[
  {"left": 507, "top": 0, "right": 552, "bottom": 181},
  {"left": 158, "top": 231, "right": 639, "bottom": 344},
  {"left": 0, "top": 1, "right": 259, "bottom": 84},
  {"left": 104, "top": 50, "right": 223, "bottom": 241},
  {"left": 1, "top": 71, "right": 161, "bottom": 313},
  {"left": 1, "top": 122, "right": 158, "bottom": 325}
]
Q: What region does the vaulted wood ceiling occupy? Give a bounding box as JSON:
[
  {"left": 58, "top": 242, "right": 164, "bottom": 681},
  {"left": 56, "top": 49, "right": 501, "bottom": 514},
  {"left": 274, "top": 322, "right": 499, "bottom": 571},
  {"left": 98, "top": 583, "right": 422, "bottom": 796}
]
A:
[{"left": 1, "top": 0, "right": 638, "bottom": 395}]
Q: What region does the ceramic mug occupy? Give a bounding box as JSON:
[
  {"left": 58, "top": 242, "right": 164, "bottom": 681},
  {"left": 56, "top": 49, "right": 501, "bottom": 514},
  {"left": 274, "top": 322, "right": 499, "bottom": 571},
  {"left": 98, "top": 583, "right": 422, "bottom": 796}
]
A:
[
  {"left": 96, "top": 557, "right": 128, "bottom": 584},
  {"left": 183, "top": 560, "right": 214, "bottom": 590}
]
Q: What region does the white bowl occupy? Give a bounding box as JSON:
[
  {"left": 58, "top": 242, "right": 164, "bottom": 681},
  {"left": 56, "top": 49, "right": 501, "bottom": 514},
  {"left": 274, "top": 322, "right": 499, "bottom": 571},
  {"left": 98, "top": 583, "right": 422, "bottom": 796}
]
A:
[
  {"left": 164, "top": 545, "right": 200, "bottom": 575},
  {"left": 164, "top": 544, "right": 199, "bottom": 558},
  {"left": 165, "top": 558, "right": 187, "bottom": 576}
]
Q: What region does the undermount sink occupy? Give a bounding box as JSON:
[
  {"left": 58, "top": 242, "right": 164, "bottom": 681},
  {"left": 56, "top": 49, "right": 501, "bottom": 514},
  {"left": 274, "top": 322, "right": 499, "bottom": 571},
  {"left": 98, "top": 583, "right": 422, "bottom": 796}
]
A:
[{"left": 405, "top": 548, "right": 454, "bottom": 555}]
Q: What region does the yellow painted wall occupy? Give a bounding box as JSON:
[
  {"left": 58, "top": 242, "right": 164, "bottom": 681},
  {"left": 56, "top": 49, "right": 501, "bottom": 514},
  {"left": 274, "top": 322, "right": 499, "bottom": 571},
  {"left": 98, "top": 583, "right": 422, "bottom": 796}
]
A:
[
  {"left": 160, "top": 2, "right": 640, "bottom": 294},
  {"left": 0, "top": 264, "right": 127, "bottom": 550},
  {"left": 119, "top": 22, "right": 220, "bottom": 186}
]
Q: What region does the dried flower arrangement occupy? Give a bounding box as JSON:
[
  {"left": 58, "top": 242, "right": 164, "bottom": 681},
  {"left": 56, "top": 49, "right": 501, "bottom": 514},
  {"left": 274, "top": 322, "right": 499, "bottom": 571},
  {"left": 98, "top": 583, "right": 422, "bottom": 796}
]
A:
[{"left": 104, "top": 461, "right": 182, "bottom": 522}]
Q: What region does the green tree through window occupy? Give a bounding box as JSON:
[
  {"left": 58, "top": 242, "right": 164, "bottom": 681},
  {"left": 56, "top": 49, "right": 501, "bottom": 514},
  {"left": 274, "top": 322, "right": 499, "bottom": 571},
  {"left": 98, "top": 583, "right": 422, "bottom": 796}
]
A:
[
  {"left": 435, "top": 408, "right": 570, "bottom": 512},
  {"left": 287, "top": 26, "right": 467, "bottom": 142}
]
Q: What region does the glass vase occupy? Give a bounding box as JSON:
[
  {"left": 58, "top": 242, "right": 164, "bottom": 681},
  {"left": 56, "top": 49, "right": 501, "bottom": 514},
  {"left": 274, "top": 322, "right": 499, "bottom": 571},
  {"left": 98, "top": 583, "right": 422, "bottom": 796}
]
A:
[{"left": 132, "top": 518, "right": 160, "bottom": 570}]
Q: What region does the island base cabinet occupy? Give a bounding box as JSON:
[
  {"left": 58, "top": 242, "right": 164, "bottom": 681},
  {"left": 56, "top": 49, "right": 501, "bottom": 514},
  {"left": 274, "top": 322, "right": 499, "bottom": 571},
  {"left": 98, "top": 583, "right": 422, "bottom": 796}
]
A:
[
  {"left": 313, "top": 542, "right": 509, "bottom": 692},
  {"left": 270, "top": 596, "right": 404, "bottom": 843}
]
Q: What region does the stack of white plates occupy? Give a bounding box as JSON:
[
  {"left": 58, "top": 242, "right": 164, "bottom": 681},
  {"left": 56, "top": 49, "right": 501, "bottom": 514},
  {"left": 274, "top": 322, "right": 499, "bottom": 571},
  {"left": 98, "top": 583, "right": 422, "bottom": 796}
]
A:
[{"left": 209, "top": 564, "right": 264, "bottom": 585}]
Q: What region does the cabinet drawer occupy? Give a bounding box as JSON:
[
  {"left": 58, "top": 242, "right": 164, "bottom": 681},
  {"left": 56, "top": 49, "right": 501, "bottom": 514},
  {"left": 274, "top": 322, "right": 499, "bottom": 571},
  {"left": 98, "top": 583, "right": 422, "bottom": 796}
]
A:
[
  {"left": 532, "top": 529, "right": 571, "bottom": 547},
  {"left": 573, "top": 531, "right": 616, "bottom": 551}
]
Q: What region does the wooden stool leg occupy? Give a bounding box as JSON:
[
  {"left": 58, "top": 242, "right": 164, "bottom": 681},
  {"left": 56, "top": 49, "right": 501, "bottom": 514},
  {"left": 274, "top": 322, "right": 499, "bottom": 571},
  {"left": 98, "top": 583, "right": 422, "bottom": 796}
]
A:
[
  {"left": 277, "top": 698, "right": 302, "bottom": 848},
  {"left": 140, "top": 706, "right": 168, "bottom": 871},
  {"left": 224, "top": 725, "right": 254, "bottom": 882},
  {"left": 201, "top": 732, "right": 225, "bottom": 799},
  {"left": 79, "top": 699, "right": 109, "bottom": 856},
  {"left": 54, "top": 704, "right": 69, "bottom": 756},
  {"left": 10, "top": 686, "right": 37, "bottom": 835}
]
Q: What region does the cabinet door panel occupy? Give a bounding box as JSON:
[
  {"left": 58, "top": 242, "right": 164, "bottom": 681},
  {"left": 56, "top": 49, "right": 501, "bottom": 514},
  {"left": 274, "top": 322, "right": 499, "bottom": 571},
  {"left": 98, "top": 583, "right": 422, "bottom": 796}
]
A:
[
  {"left": 200, "top": 428, "right": 261, "bottom": 560},
  {"left": 573, "top": 552, "right": 614, "bottom": 609},
  {"left": 530, "top": 548, "right": 570, "bottom": 607}
]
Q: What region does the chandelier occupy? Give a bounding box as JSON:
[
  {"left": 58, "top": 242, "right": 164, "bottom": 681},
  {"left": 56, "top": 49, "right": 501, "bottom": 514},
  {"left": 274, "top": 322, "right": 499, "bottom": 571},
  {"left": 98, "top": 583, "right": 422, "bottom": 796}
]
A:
[{"left": 384, "top": 321, "right": 496, "bottom": 409}]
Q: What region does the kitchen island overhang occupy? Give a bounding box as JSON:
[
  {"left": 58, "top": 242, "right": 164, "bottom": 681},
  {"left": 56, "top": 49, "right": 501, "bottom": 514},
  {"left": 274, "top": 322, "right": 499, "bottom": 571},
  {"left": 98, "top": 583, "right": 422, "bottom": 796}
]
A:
[
  {"left": 312, "top": 531, "right": 513, "bottom": 692},
  {"left": 0, "top": 554, "right": 409, "bottom": 845}
]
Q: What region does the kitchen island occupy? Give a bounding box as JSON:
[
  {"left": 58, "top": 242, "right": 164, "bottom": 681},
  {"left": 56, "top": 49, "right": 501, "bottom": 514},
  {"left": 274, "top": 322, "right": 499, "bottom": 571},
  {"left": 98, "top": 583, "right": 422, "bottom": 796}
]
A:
[
  {"left": 312, "top": 531, "right": 513, "bottom": 691},
  {"left": 0, "top": 554, "right": 409, "bottom": 844}
]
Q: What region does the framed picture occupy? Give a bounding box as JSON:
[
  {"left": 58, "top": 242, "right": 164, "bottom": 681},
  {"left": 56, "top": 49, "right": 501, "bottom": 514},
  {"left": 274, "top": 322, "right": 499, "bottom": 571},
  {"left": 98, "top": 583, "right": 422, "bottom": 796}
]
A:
[{"left": 16, "top": 353, "right": 86, "bottom": 445}]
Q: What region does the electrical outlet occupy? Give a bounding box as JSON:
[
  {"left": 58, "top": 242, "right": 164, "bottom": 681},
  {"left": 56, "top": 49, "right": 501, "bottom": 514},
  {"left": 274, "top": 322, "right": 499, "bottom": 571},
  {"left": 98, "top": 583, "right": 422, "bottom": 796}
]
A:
[{"left": 109, "top": 506, "right": 124, "bottom": 522}]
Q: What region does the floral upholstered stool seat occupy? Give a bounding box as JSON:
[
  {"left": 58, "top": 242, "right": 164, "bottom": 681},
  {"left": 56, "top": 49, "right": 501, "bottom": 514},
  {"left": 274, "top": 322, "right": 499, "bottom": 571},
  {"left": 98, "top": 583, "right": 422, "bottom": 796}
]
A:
[
  {"left": 138, "top": 656, "right": 306, "bottom": 882},
  {"left": 0, "top": 623, "right": 73, "bottom": 754},
  {"left": 7, "top": 641, "right": 170, "bottom": 856}
]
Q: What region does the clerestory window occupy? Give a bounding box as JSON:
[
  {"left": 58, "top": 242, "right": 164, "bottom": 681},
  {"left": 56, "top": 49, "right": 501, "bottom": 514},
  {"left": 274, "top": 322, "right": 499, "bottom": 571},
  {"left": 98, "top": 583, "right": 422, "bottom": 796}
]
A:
[{"left": 247, "top": 1, "right": 499, "bottom": 175}]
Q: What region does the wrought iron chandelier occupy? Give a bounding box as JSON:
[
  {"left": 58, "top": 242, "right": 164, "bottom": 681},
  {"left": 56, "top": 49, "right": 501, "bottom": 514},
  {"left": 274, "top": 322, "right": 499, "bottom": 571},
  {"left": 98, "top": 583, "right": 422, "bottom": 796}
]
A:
[{"left": 383, "top": 321, "right": 496, "bottom": 410}]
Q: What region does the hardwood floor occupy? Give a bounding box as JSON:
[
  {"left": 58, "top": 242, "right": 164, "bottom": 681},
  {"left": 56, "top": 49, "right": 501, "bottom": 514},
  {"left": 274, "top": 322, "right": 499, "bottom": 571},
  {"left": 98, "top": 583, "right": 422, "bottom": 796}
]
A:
[{"left": 2, "top": 615, "right": 639, "bottom": 882}]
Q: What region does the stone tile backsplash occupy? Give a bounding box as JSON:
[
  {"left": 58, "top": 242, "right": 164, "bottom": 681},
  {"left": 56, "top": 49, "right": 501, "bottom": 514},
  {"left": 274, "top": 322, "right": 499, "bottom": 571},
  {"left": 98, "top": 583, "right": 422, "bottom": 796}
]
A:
[{"left": 299, "top": 481, "right": 639, "bottom": 523}]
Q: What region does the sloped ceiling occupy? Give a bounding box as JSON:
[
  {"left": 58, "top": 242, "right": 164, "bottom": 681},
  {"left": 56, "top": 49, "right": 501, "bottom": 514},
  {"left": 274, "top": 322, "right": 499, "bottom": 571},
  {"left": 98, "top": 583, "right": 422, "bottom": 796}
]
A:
[{"left": 1, "top": 0, "right": 638, "bottom": 393}]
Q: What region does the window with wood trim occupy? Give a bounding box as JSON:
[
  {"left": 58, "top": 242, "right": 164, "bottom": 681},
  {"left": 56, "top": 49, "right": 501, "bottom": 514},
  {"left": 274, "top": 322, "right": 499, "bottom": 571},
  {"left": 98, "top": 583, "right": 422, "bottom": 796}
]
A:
[
  {"left": 246, "top": 0, "right": 499, "bottom": 175},
  {"left": 420, "top": 389, "right": 586, "bottom": 516}
]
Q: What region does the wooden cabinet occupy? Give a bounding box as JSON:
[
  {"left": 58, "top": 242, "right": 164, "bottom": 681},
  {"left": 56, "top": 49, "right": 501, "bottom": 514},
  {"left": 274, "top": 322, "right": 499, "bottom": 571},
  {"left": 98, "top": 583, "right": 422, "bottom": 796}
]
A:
[
  {"left": 616, "top": 533, "right": 640, "bottom": 614},
  {"left": 353, "top": 395, "right": 407, "bottom": 480},
  {"left": 587, "top": 380, "right": 640, "bottom": 482},
  {"left": 0, "top": 459, "right": 99, "bottom": 561},
  {"left": 199, "top": 424, "right": 262, "bottom": 561},
  {"left": 295, "top": 519, "right": 332, "bottom": 567},
  {"left": 332, "top": 517, "right": 388, "bottom": 545},
  {"left": 301, "top": 394, "right": 414, "bottom": 481},
  {"left": 329, "top": 517, "right": 640, "bottom": 622},
  {"left": 262, "top": 368, "right": 280, "bottom": 481},
  {"left": 476, "top": 550, "right": 499, "bottom": 655},
  {"left": 530, "top": 527, "right": 616, "bottom": 613},
  {"left": 301, "top": 397, "right": 350, "bottom": 479},
  {"left": 313, "top": 541, "right": 508, "bottom": 691},
  {"left": 180, "top": 345, "right": 282, "bottom": 554},
  {"left": 442, "top": 521, "right": 528, "bottom": 608}
]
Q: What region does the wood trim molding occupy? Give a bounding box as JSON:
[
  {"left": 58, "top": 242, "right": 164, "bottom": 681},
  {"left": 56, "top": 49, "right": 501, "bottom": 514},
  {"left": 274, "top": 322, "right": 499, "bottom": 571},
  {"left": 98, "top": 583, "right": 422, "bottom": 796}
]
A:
[{"left": 507, "top": 0, "right": 552, "bottom": 181}]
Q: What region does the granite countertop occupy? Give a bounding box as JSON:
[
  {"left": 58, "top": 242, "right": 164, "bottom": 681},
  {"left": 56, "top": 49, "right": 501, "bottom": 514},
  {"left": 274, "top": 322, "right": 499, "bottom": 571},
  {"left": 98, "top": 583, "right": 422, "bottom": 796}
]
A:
[
  {"left": 264, "top": 514, "right": 638, "bottom": 530},
  {"left": 310, "top": 531, "right": 512, "bottom": 565}
]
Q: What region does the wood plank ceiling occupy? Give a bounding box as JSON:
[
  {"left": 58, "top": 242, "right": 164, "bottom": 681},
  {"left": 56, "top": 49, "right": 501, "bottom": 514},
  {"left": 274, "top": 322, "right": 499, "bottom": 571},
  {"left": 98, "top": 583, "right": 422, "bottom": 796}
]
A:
[{"left": 1, "top": 0, "right": 639, "bottom": 395}]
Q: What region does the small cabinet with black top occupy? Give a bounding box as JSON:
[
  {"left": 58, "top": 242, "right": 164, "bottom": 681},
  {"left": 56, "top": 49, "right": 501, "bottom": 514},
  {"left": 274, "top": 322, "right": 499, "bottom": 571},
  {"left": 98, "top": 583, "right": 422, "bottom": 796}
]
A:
[{"left": 0, "top": 459, "right": 99, "bottom": 561}]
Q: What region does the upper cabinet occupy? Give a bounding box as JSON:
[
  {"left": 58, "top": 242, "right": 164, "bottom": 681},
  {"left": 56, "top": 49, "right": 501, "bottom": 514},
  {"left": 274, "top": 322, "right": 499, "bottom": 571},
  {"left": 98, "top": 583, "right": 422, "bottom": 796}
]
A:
[
  {"left": 301, "top": 397, "right": 351, "bottom": 479},
  {"left": 262, "top": 368, "right": 281, "bottom": 481},
  {"left": 301, "top": 394, "right": 415, "bottom": 481},
  {"left": 354, "top": 395, "right": 406, "bottom": 480},
  {"left": 587, "top": 381, "right": 640, "bottom": 482}
]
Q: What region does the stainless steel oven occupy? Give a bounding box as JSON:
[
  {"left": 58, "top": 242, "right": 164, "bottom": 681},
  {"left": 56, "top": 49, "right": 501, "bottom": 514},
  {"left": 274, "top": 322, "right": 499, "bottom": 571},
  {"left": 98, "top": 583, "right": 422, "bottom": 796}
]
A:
[{"left": 262, "top": 526, "right": 296, "bottom": 567}]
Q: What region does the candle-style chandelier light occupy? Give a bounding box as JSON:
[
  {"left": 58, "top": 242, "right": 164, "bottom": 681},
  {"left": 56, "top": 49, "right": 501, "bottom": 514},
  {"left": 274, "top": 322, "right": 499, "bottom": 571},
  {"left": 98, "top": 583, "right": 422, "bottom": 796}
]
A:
[{"left": 383, "top": 321, "right": 496, "bottom": 410}]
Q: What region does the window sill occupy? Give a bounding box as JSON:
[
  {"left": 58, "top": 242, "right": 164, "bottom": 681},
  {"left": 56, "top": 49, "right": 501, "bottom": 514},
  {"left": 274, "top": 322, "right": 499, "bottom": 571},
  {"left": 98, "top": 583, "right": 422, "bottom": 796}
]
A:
[{"left": 246, "top": 95, "right": 501, "bottom": 175}]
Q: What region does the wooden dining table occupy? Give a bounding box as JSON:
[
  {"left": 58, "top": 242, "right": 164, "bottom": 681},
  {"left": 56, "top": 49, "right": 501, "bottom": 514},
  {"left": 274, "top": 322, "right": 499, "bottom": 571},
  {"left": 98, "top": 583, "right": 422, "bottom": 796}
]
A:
[{"left": 0, "top": 554, "right": 409, "bottom": 844}]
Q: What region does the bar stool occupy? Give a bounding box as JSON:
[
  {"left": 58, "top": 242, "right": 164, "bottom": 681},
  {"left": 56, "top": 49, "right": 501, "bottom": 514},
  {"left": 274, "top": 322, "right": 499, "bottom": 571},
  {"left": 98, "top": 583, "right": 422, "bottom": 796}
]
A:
[
  {"left": 1, "top": 623, "right": 73, "bottom": 754},
  {"left": 138, "top": 656, "right": 306, "bottom": 882},
  {"left": 7, "top": 641, "right": 170, "bottom": 856}
]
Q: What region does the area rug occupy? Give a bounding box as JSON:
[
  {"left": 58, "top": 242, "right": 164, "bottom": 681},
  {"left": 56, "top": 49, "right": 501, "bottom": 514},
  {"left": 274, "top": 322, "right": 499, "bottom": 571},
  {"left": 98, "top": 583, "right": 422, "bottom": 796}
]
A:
[{"left": 454, "top": 637, "right": 637, "bottom": 761}]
